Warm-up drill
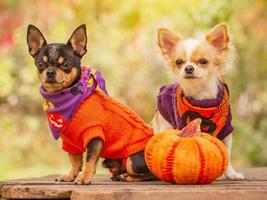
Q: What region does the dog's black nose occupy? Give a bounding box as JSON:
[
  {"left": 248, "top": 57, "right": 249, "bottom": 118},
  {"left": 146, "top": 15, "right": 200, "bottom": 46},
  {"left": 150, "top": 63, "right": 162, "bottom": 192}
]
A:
[
  {"left": 46, "top": 70, "right": 56, "bottom": 78},
  {"left": 185, "top": 65, "right": 194, "bottom": 74}
]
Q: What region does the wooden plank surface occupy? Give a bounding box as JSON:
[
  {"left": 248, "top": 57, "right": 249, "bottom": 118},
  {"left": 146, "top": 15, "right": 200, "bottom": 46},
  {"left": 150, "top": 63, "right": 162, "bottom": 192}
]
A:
[{"left": 1, "top": 168, "right": 267, "bottom": 200}]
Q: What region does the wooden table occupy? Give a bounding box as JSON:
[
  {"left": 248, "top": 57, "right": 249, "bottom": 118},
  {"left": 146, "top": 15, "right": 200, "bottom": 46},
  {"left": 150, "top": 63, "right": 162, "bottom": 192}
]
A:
[{"left": 1, "top": 168, "right": 267, "bottom": 200}]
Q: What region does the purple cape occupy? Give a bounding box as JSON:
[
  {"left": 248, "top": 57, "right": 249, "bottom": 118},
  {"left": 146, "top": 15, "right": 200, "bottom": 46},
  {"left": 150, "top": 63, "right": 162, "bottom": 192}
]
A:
[{"left": 40, "top": 67, "right": 108, "bottom": 139}]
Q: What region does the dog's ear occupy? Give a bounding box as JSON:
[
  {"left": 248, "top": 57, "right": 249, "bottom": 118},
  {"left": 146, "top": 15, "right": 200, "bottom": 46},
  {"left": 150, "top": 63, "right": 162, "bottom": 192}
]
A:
[
  {"left": 27, "top": 24, "right": 47, "bottom": 57},
  {"left": 205, "top": 23, "right": 229, "bottom": 53},
  {"left": 67, "top": 24, "right": 87, "bottom": 57},
  {"left": 158, "top": 28, "right": 181, "bottom": 57}
]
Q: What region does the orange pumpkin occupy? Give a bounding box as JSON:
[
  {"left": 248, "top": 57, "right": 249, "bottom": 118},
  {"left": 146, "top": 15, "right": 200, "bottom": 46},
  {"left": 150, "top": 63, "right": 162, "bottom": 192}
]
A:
[{"left": 145, "top": 119, "right": 228, "bottom": 184}]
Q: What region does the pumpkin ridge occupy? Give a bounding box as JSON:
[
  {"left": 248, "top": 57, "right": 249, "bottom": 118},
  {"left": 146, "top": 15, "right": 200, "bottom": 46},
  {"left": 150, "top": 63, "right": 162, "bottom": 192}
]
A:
[
  {"left": 196, "top": 138, "right": 207, "bottom": 184},
  {"left": 163, "top": 139, "right": 181, "bottom": 183},
  {"left": 202, "top": 135, "right": 228, "bottom": 174},
  {"left": 145, "top": 134, "right": 164, "bottom": 171}
]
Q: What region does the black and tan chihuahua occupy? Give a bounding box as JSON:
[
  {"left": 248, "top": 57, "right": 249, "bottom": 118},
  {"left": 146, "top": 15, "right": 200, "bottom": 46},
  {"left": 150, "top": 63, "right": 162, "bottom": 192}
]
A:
[{"left": 27, "top": 24, "right": 154, "bottom": 184}]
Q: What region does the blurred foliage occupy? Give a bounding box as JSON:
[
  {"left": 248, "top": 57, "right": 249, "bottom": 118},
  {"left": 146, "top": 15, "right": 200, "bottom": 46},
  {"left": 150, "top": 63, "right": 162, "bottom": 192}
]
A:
[{"left": 0, "top": 0, "right": 267, "bottom": 180}]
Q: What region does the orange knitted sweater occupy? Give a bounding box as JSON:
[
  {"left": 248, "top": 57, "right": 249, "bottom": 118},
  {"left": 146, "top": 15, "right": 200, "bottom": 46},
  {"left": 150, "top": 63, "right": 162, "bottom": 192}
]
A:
[{"left": 60, "top": 90, "right": 153, "bottom": 159}]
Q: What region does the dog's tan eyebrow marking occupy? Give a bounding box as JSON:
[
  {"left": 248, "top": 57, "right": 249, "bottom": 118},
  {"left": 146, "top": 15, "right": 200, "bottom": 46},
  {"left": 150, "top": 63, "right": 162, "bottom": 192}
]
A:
[
  {"left": 58, "top": 56, "right": 64, "bottom": 64},
  {"left": 42, "top": 56, "right": 48, "bottom": 62}
]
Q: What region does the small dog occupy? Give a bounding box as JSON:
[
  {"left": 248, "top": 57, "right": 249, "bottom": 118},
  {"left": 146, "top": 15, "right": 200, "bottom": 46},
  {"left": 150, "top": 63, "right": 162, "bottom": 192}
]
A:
[
  {"left": 152, "top": 23, "right": 244, "bottom": 180},
  {"left": 27, "top": 24, "right": 154, "bottom": 184}
]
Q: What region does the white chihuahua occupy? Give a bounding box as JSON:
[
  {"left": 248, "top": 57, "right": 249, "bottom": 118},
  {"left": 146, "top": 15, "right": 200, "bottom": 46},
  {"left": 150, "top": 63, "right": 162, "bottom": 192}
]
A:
[{"left": 152, "top": 23, "right": 244, "bottom": 180}]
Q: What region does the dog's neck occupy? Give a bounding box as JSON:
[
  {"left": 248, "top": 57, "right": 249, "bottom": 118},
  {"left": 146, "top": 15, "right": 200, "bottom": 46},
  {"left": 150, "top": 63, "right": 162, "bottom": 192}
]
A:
[{"left": 180, "top": 77, "right": 220, "bottom": 100}]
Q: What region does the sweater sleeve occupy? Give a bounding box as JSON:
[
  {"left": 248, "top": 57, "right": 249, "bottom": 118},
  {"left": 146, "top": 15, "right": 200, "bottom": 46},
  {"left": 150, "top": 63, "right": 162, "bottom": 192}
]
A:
[
  {"left": 157, "top": 84, "right": 178, "bottom": 129},
  {"left": 61, "top": 126, "right": 105, "bottom": 154},
  {"left": 217, "top": 84, "right": 234, "bottom": 140},
  {"left": 62, "top": 141, "right": 84, "bottom": 155},
  {"left": 217, "top": 105, "right": 234, "bottom": 140},
  {"left": 82, "top": 125, "right": 105, "bottom": 149}
]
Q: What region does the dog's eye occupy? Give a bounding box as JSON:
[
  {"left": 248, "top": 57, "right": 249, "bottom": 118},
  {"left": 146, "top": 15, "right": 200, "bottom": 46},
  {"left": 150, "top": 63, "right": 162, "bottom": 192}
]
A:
[
  {"left": 61, "top": 62, "right": 71, "bottom": 69},
  {"left": 198, "top": 58, "right": 208, "bottom": 65},
  {"left": 36, "top": 61, "right": 46, "bottom": 70},
  {"left": 175, "top": 59, "right": 184, "bottom": 66}
]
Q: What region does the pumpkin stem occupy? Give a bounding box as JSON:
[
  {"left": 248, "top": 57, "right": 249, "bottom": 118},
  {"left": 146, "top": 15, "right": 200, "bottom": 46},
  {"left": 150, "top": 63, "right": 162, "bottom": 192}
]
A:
[{"left": 179, "top": 118, "right": 202, "bottom": 137}]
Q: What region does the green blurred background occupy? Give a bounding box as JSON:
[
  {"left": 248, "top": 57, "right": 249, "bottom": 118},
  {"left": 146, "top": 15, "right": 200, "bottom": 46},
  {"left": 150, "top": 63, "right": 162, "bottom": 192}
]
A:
[{"left": 0, "top": 0, "right": 266, "bottom": 180}]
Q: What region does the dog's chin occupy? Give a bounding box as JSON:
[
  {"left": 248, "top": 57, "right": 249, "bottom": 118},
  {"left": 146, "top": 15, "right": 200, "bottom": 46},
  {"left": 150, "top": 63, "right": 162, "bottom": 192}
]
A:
[
  {"left": 45, "top": 78, "right": 64, "bottom": 84},
  {"left": 182, "top": 75, "right": 201, "bottom": 80},
  {"left": 45, "top": 80, "right": 57, "bottom": 84},
  {"left": 43, "top": 80, "right": 67, "bottom": 92}
]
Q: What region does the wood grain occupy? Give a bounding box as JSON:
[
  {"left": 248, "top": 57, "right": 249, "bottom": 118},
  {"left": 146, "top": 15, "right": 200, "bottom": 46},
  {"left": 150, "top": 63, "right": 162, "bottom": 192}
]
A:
[{"left": 1, "top": 168, "right": 267, "bottom": 200}]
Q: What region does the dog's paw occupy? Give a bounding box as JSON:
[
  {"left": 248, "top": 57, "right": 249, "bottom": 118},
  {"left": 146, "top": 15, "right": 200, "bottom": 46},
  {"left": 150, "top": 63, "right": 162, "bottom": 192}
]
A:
[
  {"left": 55, "top": 174, "right": 76, "bottom": 182},
  {"left": 123, "top": 175, "right": 145, "bottom": 182},
  {"left": 74, "top": 174, "right": 92, "bottom": 185},
  {"left": 225, "top": 171, "right": 245, "bottom": 180},
  {"left": 111, "top": 174, "right": 125, "bottom": 182},
  {"left": 117, "top": 173, "right": 142, "bottom": 182}
]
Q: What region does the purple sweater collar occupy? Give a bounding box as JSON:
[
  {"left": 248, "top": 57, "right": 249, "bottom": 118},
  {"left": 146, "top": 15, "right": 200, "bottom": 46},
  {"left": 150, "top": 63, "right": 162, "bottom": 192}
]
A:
[{"left": 184, "top": 84, "right": 225, "bottom": 108}]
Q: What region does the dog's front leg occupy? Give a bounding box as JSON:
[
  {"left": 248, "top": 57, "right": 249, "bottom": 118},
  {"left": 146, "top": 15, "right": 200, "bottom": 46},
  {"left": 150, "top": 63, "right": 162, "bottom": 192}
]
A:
[
  {"left": 222, "top": 134, "right": 244, "bottom": 180},
  {"left": 152, "top": 111, "right": 173, "bottom": 133},
  {"left": 55, "top": 154, "right": 83, "bottom": 182},
  {"left": 75, "top": 138, "right": 103, "bottom": 185}
]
